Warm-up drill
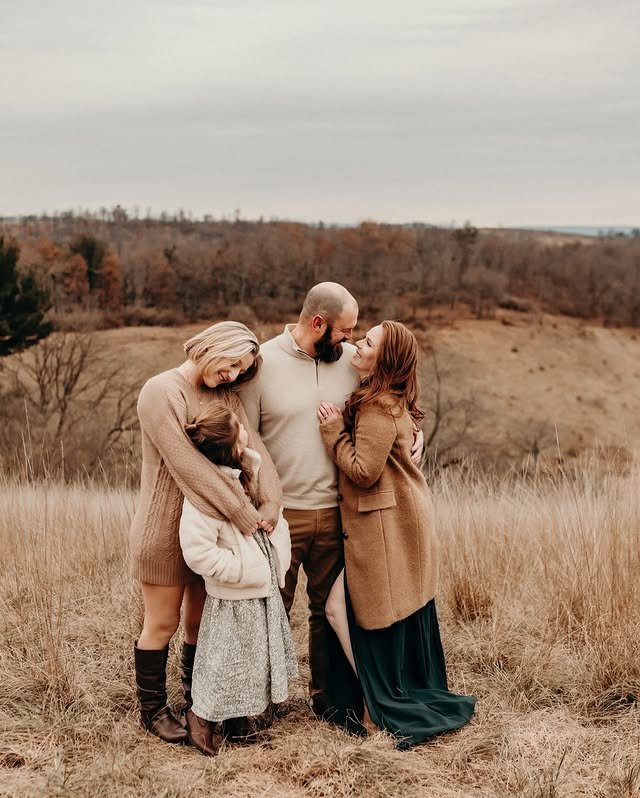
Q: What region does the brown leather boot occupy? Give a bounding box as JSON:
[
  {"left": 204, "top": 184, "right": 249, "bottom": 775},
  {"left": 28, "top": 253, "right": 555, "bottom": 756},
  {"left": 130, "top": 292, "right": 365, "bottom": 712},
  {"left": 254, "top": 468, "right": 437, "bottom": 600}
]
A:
[
  {"left": 185, "top": 709, "right": 224, "bottom": 756},
  {"left": 134, "top": 642, "right": 188, "bottom": 744},
  {"left": 180, "top": 642, "right": 197, "bottom": 712}
]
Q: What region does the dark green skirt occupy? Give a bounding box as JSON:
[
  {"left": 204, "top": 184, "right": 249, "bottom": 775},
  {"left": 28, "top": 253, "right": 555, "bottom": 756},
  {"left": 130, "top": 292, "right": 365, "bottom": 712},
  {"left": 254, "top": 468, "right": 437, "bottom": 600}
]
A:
[{"left": 327, "top": 583, "right": 476, "bottom": 749}]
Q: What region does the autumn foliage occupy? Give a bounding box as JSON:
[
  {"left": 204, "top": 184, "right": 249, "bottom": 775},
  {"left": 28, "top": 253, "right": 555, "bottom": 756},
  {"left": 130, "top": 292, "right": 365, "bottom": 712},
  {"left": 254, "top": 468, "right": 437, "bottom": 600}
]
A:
[{"left": 2, "top": 211, "right": 639, "bottom": 329}]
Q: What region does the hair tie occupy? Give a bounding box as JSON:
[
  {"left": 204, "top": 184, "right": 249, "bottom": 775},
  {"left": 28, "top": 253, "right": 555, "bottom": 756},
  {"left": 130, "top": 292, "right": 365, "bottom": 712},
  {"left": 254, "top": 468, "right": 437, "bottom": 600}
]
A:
[{"left": 185, "top": 422, "right": 198, "bottom": 433}]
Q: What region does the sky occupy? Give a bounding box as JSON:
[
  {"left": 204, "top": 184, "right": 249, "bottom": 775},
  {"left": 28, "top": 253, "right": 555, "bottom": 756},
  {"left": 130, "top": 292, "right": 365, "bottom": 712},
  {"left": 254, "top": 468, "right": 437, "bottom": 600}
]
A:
[{"left": 1, "top": 0, "right": 639, "bottom": 226}]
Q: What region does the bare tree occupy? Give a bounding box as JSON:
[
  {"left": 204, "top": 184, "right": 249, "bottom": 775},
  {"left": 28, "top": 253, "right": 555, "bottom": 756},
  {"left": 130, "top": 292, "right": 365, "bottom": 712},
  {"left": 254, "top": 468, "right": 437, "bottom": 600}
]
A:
[{"left": 2, "top": 333, "right": 138, "bottom": 474}]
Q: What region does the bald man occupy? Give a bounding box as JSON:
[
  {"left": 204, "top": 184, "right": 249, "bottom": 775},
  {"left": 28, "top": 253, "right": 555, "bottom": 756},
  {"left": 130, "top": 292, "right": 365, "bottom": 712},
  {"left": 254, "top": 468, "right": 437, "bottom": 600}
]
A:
[
  {"left": 239, "top": 282, "right": 360, "bottom": 717},
  {"left": 240, "top": 283, "right": 423, "bottom": 717}
]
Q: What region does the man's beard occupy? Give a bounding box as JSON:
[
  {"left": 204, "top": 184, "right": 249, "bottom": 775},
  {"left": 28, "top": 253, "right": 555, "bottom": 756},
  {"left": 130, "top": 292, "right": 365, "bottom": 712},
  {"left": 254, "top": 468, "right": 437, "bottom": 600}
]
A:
[{"left": 315, "top": 325, "right": 344, "bottom": 363}]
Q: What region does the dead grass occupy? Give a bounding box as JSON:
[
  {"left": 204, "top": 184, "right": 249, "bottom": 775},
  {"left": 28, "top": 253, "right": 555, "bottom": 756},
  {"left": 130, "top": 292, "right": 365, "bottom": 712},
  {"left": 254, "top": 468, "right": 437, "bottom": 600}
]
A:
[{"left": 1, "top": 460, "right": 640, "bottom": 797}]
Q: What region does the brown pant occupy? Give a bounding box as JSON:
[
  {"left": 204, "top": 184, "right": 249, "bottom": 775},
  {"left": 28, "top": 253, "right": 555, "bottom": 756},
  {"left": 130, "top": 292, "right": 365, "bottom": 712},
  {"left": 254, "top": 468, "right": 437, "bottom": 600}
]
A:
[{"left": 282, "top": 507, "right": 344, "bottom": 709}]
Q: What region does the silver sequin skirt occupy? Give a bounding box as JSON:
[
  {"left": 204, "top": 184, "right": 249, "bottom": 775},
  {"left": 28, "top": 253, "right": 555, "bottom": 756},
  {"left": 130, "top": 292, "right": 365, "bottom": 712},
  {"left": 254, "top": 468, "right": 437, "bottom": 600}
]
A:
[{"left": 191, "top": 532, "right": 298, "bottom": 722}]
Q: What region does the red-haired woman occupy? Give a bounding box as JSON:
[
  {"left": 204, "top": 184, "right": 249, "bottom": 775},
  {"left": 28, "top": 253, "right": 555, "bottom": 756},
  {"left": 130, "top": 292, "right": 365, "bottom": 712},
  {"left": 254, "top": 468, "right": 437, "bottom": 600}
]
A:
[{"left": 317, "top": 320, "right": 475, "bottom": 748}]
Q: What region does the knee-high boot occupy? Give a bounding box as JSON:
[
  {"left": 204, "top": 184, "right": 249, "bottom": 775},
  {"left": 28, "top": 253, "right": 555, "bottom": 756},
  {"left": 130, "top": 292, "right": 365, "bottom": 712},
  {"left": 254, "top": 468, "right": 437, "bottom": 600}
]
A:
[{"left": 134, "top": 642, "right": 188, "bottom": 744}]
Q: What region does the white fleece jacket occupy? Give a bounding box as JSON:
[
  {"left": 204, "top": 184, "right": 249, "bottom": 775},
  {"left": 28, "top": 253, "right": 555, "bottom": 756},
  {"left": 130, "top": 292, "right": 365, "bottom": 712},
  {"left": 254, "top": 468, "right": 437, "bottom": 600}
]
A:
[{"left": 179, "top": 448, "right": 291, "bottom": 599}]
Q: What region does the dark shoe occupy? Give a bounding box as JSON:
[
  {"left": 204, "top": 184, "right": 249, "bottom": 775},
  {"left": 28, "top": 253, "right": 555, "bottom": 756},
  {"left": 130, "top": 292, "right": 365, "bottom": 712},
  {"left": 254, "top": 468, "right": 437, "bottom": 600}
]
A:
[
  {"left": 134, "top": 642, "right": 188, "bottom": 744},
  {"left": 310, "top": 693, "right": 336, "bottom": 721},
  {"left": 185, "top": 709, "right": 224, "bottom": 756},
  {"left": 254, "top": 702, "right": 275, "bottom": 730},
  {"left": 224, "top": 712, "right": 271, "bottom": 744},
  {"left": 179, "top": 642, "right": 197, "bottom": 712}
]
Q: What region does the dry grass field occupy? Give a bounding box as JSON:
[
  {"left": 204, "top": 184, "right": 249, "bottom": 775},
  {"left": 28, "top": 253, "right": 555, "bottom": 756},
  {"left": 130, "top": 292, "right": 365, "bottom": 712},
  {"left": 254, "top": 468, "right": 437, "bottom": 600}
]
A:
[{"left": 1, "top": 458, "right": 639, "bottom": 797}]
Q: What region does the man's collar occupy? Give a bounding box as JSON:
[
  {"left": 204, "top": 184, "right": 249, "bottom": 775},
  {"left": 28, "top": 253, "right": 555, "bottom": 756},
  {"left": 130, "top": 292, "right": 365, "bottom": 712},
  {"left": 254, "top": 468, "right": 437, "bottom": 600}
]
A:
[{"left": 276, "top": 324, "right": 316, "bottom": 360}]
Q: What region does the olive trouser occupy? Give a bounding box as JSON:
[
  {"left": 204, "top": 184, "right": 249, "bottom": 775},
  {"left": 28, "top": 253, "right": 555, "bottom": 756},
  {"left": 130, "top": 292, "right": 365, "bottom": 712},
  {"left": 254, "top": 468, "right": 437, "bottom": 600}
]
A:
[{"left": 281, "top": 507, "right": 345, "bottom": 709}]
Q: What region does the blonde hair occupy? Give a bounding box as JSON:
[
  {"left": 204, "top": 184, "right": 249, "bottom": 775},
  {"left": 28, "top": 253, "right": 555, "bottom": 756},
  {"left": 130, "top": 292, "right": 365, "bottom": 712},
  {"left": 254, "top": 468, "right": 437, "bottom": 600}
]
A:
[{"left": 183, "top": 321, "right": 261, "bottom": 385}]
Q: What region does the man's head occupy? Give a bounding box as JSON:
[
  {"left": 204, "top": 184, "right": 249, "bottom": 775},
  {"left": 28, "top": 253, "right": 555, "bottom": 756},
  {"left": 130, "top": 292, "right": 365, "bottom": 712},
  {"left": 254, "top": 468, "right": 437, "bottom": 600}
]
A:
[{"left": 299, "top": 282, "right": 359, "bottom": 362}]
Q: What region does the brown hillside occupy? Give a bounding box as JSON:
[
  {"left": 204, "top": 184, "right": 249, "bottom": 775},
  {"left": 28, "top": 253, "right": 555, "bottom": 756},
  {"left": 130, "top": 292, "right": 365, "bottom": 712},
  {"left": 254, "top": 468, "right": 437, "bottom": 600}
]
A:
[
  {"left": 92, "top": 312, "right": 640, "bottom": 468},
  {"left": 423, "top": 312, "right": 640, "bottom": 465}
]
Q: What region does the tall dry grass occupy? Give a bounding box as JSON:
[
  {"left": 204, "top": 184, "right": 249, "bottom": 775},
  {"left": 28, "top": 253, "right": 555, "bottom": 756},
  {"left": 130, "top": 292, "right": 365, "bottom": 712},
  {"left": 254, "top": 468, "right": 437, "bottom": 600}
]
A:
[{"left": 1, "top": 460, "right": 639, "bottom": 797}]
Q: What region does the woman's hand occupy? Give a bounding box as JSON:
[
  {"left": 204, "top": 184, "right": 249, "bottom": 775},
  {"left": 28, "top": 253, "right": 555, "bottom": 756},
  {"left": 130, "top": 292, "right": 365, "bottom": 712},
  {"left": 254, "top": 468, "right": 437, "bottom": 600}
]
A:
[
  {"left": 317, "top": 402, "right": 342, "bottom": 424},
  {"left": 258, "top": 519, "right": 275, "bottom": 534}
]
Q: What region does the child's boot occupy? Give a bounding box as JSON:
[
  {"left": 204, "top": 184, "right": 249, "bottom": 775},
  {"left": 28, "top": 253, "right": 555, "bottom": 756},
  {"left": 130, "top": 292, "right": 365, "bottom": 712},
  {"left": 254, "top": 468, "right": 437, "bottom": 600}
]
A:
[
  {"left": 134, "top": 642, "right": 188, "bottom": 744},
  {"left": 185, "top": 709, "right": 224, "bottom": 756},
  {"left": 224, "top": 711, "right": 272, "bottom": 744}
]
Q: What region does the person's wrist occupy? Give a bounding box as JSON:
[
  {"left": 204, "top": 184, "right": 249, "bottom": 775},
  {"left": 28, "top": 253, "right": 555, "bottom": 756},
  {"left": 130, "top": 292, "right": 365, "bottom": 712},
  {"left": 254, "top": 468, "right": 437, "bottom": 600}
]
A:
[
  {"left": 229, "top": 502, "right": 260, "bottom": 534},
  {"left": 257, "top": 500, "right": 279, "bottom": 525}
]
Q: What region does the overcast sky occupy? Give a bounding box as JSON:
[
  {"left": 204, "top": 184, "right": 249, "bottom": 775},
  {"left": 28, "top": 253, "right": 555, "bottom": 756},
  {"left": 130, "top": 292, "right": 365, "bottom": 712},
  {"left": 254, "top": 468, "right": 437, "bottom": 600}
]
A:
[{"left": 2, "top": 0, "right": 638, "bottom": 225}]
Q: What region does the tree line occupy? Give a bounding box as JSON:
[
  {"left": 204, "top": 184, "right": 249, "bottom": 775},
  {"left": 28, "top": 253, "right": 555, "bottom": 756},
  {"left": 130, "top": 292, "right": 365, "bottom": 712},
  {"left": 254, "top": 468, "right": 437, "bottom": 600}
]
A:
[{"left": 2, "top": 211, "right": 640, "bottom": 353}]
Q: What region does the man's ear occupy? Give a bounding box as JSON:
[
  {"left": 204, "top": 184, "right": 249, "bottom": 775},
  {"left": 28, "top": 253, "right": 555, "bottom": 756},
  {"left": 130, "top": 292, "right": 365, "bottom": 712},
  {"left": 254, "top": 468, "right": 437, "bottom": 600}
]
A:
[{"left": 311, "top": 315, "right": 326, "bottom": 333}]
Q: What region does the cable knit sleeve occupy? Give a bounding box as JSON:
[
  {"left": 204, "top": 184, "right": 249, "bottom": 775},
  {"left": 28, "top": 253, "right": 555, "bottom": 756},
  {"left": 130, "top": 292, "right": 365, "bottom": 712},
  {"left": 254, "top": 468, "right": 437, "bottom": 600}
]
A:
[
  {"left": 227, "top": 391, "right": 282, "bottom": 526},
  {"left": 137, "top": 377, "right": 261, "bottom": 534},
  {"left": 319, "top": 401, "right": 397, "bottom": 489}
]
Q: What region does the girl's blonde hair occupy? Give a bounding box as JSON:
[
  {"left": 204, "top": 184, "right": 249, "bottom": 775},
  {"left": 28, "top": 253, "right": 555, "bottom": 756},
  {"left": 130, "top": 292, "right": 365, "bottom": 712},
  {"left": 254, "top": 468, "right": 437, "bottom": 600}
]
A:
[{"left": 184, "top": 321, "right": 261, "bottom": 386}]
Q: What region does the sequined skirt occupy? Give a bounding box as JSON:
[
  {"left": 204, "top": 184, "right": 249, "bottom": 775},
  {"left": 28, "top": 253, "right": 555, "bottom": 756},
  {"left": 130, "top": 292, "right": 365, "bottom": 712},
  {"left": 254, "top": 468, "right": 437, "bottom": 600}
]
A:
[{"left": 191, "top": 532, "right": 298, "bottom": 722}]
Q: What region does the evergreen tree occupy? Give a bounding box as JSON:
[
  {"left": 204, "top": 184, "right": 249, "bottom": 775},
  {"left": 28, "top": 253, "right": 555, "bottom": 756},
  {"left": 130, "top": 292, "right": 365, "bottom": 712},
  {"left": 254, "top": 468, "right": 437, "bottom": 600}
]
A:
[{"left": 0, "top": 236, "right": 52, "bottom": 356}]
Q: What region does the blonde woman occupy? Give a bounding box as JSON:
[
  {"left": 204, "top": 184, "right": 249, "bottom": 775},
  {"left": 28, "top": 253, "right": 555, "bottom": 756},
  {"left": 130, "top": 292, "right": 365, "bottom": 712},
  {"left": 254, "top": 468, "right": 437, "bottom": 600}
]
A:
[{"left": 129, "top": 321, "right": 282, "bottom": 744}]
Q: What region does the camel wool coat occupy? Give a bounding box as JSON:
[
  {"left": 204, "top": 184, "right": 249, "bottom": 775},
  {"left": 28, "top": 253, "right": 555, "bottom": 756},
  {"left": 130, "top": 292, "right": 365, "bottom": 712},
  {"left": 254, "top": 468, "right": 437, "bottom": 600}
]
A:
[{"left": 319, "top": 396, "right": 438, "bottom": 630}]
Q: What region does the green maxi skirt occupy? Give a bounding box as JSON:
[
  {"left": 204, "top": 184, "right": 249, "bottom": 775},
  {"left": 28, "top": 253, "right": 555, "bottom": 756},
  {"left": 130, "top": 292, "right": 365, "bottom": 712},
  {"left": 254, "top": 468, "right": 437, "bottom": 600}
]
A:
[{"left": 327, "top": 582, "right": 476, "bottom": 749}]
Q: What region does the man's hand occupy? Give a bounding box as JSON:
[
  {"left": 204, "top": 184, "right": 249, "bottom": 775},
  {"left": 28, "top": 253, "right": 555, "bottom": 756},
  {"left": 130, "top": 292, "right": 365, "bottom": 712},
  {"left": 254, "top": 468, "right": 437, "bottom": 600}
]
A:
[
  {"left": 317, "top": 401, "right": 342, "bottom": 423},
  {"left": 411, "top": 428, "right": 424, "bottom": 466}
]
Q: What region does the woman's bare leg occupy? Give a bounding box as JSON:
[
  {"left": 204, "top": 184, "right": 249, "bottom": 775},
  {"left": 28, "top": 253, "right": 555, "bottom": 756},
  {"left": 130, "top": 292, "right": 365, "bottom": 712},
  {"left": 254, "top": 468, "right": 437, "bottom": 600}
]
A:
[
  {"left": 183, "top": 578, "right": 207, "bottom": 645},
  {"left": 137, "top": 583, "right": 184, "bottom": 650},
  {"left": 325, "top": 570, "right": 356, "bottom": 673},
  {"left": 325, "top": 570, "right": 378, "bottom": 733},
  {"left": 134, "top": 583, "right": 189, "bottom": 743}
]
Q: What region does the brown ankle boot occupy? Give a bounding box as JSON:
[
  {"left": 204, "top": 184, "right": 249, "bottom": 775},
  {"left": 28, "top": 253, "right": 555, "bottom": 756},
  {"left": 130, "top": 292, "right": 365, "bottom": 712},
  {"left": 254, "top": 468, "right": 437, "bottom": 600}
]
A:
[
  {"left": 180, "top": 642, "right": 197, "bottom": 712},
  {"left": 134, "top": 642, "right": 188, "bottom": 744},
  {"left": 185, "top": 709, "right": 224, "bottom": 756}
]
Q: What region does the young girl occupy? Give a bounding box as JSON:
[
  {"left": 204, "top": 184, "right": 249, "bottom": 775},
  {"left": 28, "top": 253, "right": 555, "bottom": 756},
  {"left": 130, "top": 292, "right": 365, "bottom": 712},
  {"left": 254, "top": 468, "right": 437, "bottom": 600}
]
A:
[{"left": 179, "top": 405, "right": 297, "bottom": 756}]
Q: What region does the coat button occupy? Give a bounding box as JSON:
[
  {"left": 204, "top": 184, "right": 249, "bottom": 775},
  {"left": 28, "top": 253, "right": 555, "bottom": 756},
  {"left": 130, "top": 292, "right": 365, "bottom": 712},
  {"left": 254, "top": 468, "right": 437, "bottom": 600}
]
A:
[
  {"left": 337, "top": 493, "right": 344, "bottom": 502},
  {"left": 342, "top": 531, "right": 349, "bottom": 540}
]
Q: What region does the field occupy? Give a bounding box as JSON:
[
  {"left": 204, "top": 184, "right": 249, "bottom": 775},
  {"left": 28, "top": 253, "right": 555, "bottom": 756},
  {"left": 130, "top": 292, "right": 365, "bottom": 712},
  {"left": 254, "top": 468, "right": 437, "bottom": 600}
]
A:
[
  {"left": 1, "top": 460, "right": 639, "bottom": 797},
  {"left": 3, "top": 311, "right": 640, "bottom": 482}
]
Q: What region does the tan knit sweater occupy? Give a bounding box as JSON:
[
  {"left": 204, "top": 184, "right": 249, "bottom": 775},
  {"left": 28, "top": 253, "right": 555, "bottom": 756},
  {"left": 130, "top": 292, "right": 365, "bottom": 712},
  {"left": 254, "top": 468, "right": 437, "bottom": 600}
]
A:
[{"left": 129, "top": 369, "right": 282, "bottom": 585}]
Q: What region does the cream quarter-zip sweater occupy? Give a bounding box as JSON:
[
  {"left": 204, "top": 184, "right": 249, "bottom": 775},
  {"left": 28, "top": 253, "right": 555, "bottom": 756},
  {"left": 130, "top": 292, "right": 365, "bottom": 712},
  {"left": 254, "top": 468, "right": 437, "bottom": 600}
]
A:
[{"left": 239, "top": 325, "right": 359, "bottom": 510}]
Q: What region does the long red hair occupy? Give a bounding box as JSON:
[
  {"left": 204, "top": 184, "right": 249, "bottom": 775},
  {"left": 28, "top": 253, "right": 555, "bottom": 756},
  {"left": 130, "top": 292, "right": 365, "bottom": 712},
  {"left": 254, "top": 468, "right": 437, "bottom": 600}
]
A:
[{"left": 344, "top": 320, "right": 424, "bottom": 428}]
